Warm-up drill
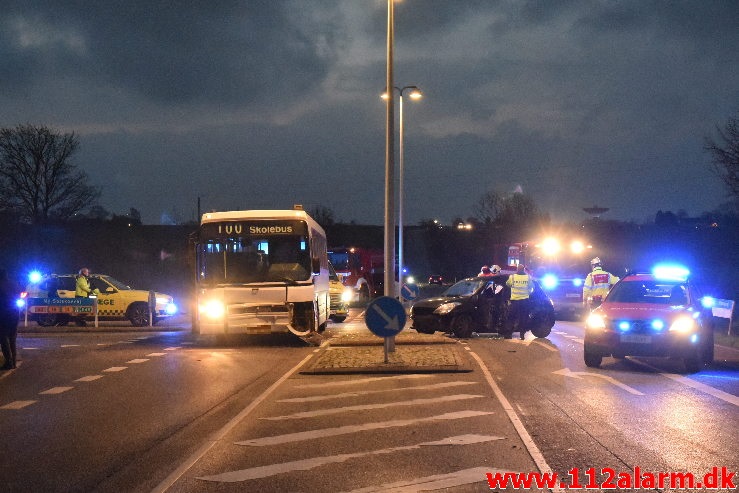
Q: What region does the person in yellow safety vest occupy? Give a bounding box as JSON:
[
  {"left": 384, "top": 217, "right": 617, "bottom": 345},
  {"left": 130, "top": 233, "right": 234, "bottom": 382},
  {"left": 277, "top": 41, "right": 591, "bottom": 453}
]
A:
[
  {"left": 75, "top": 268, "right": 99, "bottom": 327},
  {"left": 505, "top": 263, "right": 532, "bottom": 340},
  {"left": 583, "top": 257, "right": 619, "bottom": 310}
]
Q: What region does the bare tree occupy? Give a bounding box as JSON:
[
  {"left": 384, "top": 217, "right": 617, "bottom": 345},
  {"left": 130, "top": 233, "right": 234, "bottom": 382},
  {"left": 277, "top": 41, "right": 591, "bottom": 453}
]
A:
[
  {"left": 0, "top": 124, "right": 100, "bottom": 223},
  {"left": 310, "top": 205, "right": 335, "bottom": 228},
  {"left": 704, "top": 113, "right": 739, "bottom": 201}
]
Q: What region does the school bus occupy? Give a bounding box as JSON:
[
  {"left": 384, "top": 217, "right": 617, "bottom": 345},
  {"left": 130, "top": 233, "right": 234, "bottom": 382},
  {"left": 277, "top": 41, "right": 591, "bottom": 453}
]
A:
[{"left": 192, "top": 207, "right": 329, "bottom": 336}]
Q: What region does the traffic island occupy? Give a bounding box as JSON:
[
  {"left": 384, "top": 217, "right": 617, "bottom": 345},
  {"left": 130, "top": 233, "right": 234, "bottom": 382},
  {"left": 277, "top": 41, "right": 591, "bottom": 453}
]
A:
[{"left": 301, "top": 331, "right": 472, "bottom": 374}]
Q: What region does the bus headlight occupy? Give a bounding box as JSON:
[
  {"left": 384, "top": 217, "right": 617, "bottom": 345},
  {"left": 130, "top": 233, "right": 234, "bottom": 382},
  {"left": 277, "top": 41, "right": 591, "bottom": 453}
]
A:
[
  {"left": 341, "top": 288, "right": 354, "bottom": 303},
  {"left": 200, "top": 300, "right": 225, "bottom": 319}
]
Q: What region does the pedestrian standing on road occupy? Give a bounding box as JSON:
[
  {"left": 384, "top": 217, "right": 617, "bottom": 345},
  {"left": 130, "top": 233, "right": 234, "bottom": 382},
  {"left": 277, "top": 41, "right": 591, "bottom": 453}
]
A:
[
  {"left": 0, "top": 268, "right": 20, "bottom": 370},
  {"left": 505, "top": 263, "right": 532, "bottom": 340}
]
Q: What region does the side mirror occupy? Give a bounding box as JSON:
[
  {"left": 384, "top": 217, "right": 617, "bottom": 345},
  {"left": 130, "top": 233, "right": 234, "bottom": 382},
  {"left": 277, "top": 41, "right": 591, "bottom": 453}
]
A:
[{"left": 311, "top": 257, "right": 321, "bottom": 275}]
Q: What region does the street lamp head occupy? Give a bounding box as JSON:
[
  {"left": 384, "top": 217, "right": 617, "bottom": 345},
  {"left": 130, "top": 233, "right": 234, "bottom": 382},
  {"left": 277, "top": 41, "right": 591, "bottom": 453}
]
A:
[{"left": 406, "top": 86, "right": 423, "bottom": 99}]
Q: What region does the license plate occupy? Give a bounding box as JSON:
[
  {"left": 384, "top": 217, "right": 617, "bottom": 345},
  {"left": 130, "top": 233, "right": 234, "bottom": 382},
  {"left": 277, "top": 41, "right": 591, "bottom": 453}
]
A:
[
  {"left": 621, "top": 334, "right": 651, "bottom": 344},
  {"left": 566, "top": 293, "right": 580, "bottom": 298}
]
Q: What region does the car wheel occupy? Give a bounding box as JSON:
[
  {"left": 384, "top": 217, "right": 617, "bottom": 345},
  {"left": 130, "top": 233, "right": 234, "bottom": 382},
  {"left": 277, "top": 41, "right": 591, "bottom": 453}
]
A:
[
  {"left": 127, "top": 303, "right": 150, "bottom": 327},
  {"left": 612, "top": 351, "right": 626, "bottom": 359},
  {"left": 451, "top": 314, "right": 474, "bottom": 338},
  {"left": 583, "top": 347, "right": 602, "bottom": 368},
  {"left": 330, "top": 315, "right": 346, "bottom": 323},
  {"left": 531, "top": 325, "right": 552, "bottom": 338}
]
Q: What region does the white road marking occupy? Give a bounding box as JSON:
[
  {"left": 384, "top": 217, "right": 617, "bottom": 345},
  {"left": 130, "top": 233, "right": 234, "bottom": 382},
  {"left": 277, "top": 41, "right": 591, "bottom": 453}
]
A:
[
  {"left": 198, "top": 435, "right": 503, "bottom": 483},
  {"left": 39, "top": 386, "right": 73, "bottom": 395},
  {"left": 467, "top": 351, "right": 559, "bottom": 490},
  {"left": 341, "top": 466, "right": 502, "bottom": 493},
  {"left": 126, "top": 358, "right": 149, "bottom": 364},
  {"left": 260, "top": 394, "right": 484, "bottom": 420},
  {"left": 237, "top": 410, "right": 495, "bottom": 447},
  {"left": 75, "top": 375, "right": 103, "bottom": 382},
  {"left": 552, "top": 368, "right": 644, "bottom": 395},
  {"left": 627, "top": 359, "right": 739, "bottom": 407},
  {"left": 277, "top": 381, "right": 477, "bottom": 403},
  {"left": 295, "top": 373, "right": 433, "bottom": 389},
  {"left": 21, "top": 347, "right": 39, "bottom": 350},
  {"left": 103, "top": 366, "right": 127, "bottom": 372},
  {"left": 1, "top": 400, "right": 36, "bottom": 410},
  {"left": 61, "top": 344, "right": 80, "bottom": 347},
  {"left": 146, "top": 352, "right": 166, "bottom": 357},
  {"left": 151, "top": 351, "right": 319, "bottom": 493},
  {"left": 164, "top": 347, "right": 181, "bottom": 351}
]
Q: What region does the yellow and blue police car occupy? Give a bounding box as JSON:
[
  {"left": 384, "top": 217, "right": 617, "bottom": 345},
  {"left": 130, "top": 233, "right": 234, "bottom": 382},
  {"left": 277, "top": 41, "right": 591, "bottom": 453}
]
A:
[{"left": 25, "top": 273, "right": 177, "bottom": 327}]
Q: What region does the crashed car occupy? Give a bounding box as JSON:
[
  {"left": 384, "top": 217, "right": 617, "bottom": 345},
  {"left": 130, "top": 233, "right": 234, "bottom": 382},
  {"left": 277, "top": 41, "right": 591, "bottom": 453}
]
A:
[{"left": 410, "top": 275, "right": 555, "bottom": 338}]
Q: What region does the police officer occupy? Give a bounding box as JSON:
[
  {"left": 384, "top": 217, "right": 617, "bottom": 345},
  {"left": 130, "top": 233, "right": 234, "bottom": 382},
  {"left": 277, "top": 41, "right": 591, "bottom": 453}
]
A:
[
  {"left": 75, "top": 267, "right": 97, "bottom": 327},
  {"left": 75, "top": 267, "right": 93, "bottom": 298},
  {"left": 583, "top": 257, "right": 619, "bottom": 310},
  {"left": 506, "top": 264, "right": 532, "bottom": 339}
]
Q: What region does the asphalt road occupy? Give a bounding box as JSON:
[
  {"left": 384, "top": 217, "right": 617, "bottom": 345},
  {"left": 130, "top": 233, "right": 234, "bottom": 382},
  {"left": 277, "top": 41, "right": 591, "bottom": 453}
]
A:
[{"left": 1, "top": 310, "right": 737, "bottom": 492}]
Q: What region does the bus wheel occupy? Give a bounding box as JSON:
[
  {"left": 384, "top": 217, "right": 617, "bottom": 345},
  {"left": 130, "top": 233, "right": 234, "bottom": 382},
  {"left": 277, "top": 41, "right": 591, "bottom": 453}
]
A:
[{"left": 37, "top": 314, "right": 58, "bottom": 327}]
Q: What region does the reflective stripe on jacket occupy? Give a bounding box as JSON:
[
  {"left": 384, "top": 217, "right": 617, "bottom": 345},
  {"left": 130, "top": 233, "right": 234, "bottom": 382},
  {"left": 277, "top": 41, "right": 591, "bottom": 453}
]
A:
[
  {"left": 583, "top": 267, "right": 619, "bottom": 300},
  {"left": 506, "top": 273, "right": 531, "bottom": 300}
]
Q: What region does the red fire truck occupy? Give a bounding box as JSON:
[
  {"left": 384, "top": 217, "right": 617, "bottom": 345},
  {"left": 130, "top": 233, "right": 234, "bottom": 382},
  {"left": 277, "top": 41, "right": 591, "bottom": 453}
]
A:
[
  {"left": 491, "top": 237, "right": 594, "bottom": 319},
  {"left": 328, "top": 246, "right": 384, "bottom": 302}
]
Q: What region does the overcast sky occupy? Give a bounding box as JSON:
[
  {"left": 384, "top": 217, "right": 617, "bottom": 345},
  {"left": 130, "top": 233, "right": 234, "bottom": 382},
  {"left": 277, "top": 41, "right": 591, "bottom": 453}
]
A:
[{"left": 1, "top": 0, "right": 737, "bottom": 225}]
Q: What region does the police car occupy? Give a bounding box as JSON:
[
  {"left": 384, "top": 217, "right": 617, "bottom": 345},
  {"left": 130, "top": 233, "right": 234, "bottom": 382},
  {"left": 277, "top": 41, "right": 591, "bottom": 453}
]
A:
[
  {"left": 25, "top": 273, "right": 177, "bottom": 327},
  {"left": 583, "top": 265, "right": 714, "bottom": 372}
]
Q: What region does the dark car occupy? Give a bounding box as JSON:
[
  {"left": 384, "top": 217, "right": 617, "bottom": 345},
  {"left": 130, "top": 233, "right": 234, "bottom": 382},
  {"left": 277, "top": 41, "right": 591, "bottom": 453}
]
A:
[
  {"left": 583, "top": 266, "right": 714, "bottom": 372},
  {"left": 410, "top": 275, "right": 555, "bottom": 338},
  {"left": 428, "top": 275, "right": 444, "bottom": 285}
]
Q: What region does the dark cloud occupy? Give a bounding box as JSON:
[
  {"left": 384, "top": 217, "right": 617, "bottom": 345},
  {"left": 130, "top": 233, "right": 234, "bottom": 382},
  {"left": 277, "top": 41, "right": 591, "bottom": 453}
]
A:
[{"left": 0, "top": 1, "right": 736, "bottom": 225}]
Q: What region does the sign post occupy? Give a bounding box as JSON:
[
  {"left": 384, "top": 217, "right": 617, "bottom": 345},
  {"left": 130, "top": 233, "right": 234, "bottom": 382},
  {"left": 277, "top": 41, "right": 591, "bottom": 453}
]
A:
[{"left": 365, "top": 296, "right": 407, "bottom": 363}]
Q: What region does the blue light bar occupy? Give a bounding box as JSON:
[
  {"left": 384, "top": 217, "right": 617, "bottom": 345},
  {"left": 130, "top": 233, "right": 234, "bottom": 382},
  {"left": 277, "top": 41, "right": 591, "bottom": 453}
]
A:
[
  {"left": 618, "top": 321, "right": 630, "bottom": 331},
  {"left": 651, "top": 319, "right": 665, "bottom": 331},
  {"left": 572, "top": 278, "right": 583, "bottom": 287},
  {"left": 28, "top": 270, "right": 43, "bottom": 284},
  {"left": 541, "top": 274, "right": 558, "bottom": 290},
  {"left": 652, "top": 264, "right": 689, "bottom": 281},
  {"left": 701, "top": 296, "right": 715, "bottom": 309}
]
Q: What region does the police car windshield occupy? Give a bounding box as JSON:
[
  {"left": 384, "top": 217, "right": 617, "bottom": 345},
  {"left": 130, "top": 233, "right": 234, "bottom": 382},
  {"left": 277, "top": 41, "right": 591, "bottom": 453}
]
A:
[
  {"left": 443, "top": 279, "right": 485, "bottom": 297},
  {"left": 198, "top": 235, "right": 312, "bottom": 285},
  {"left": 607, "top": 280, "right": 687, "bottom": 305},
  {"left": 99, "top": 276, "right": 133, "bottom": 290}
]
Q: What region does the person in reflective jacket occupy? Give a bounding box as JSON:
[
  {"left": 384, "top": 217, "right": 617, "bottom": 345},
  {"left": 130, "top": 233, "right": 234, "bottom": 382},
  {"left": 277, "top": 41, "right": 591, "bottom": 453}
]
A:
[
  {"left": 505, "top": 264, "right": 532, "bottom": 339},
  {"left": 583, "top": 257, "right": 619, "bottom": 310}
]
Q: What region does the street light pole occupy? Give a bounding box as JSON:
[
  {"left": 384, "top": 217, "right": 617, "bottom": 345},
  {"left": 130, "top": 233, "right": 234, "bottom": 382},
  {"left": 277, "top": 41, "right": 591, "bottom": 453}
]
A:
[
  {"left": 396, "top": 85, "right": 422, "bottom": 300},
  {"left": 384, "top": 0, "right": 395, "bottom": 300}
]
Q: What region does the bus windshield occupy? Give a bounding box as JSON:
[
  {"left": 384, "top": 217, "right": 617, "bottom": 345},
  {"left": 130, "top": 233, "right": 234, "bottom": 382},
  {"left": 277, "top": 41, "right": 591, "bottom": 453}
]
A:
[{"left": 197, "top": 233, "right": 312, "bottom": 285}]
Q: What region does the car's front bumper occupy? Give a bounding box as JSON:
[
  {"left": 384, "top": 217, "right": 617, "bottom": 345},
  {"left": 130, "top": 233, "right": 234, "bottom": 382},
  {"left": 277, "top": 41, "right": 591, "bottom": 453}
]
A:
[{"left": 584, "top": 329, "right": 703, "bottom": 358}]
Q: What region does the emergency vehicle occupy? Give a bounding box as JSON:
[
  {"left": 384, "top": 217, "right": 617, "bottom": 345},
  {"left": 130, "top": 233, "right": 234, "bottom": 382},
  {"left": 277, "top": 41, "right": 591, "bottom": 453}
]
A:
[
  {"left": 328, "top": 261, "right": 351, "bottom": 322},
  {"left": 490, "top": 236, "right": 594, "bottom": 319},
  {"left": 328, "top": 246, "right": 384, "bottom": 301},
  {"left": 24, "top": 273, "right": 177, "bottom": 326}
]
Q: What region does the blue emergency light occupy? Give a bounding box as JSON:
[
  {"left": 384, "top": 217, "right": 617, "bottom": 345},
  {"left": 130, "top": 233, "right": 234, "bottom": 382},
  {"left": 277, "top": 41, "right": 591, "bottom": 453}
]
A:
[
  {"left": 28, "top": 270, "right": 43, "bottom": 284},
  {"left": 652, "top": 264, "right": 689, "bottom": 282}
]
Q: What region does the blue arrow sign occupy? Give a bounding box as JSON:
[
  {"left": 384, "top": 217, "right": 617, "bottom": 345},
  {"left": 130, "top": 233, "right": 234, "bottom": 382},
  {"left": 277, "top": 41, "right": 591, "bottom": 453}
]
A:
[
  {"left": 365, "top": 296, "right": 407, "bottom": 338},
  {"left": 401, "top": 283, "right": 420, "bottom": 301}
]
